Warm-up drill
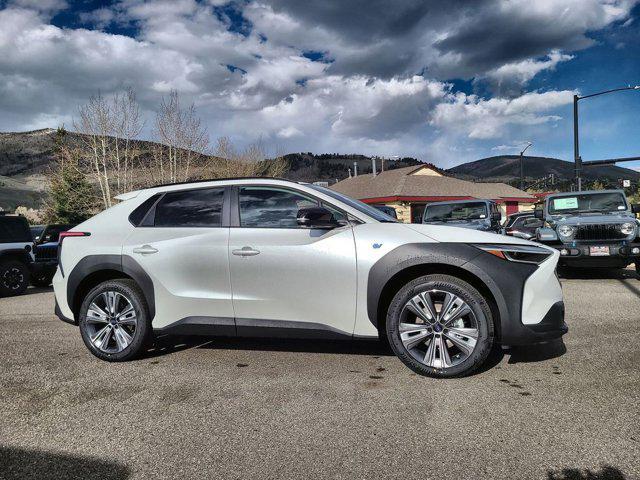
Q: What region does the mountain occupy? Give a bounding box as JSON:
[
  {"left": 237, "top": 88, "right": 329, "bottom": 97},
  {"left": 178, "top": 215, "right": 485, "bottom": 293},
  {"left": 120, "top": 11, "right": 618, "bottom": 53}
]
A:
[{"left": 448, "top": 155, "right": 640, "bottom": 184}]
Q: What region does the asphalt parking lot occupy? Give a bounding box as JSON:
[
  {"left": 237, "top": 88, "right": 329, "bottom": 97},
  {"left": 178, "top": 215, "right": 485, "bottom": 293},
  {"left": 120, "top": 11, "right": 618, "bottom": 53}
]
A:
[{"left": 1, "top": 271, "right": 639, "bottom": 480}]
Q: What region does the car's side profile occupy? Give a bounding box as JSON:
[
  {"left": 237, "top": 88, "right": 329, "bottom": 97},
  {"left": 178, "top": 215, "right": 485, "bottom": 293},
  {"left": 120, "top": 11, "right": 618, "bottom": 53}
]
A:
[{"left": 53, "top": 178, "right": 567, "bottom": 378}]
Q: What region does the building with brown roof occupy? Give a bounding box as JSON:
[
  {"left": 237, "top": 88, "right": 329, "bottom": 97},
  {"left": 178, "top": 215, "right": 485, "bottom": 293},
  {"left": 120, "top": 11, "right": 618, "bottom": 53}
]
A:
[{"left": 330, "top": 164, "right": 536, "bottom": 223}]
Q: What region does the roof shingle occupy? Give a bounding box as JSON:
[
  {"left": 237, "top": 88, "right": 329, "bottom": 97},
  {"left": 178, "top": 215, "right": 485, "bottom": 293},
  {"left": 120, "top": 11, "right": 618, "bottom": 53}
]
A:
[{"left": 330, "top": 165, "right": 534, "bottom": 200}]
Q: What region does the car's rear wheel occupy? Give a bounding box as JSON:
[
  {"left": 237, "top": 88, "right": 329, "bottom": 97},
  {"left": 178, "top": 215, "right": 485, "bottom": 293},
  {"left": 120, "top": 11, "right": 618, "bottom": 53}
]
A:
[
  {"left": 386, "top": 274, "right": 494, "bottom": 378},
  {"left": 0, "top": 260, "right": 30, "bottom": 297},
  {"left": 78, "top": 279, "right": 152, "bottom": 362}
]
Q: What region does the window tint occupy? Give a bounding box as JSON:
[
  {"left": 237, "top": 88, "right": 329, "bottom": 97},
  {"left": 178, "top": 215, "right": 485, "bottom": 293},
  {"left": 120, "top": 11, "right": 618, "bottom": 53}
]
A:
[
  {"left": 154, "top": 188, "right": 224, "bottom": 227},
  {"left": 129, "top": 194, "right": 162, "bottom": 226},
  {"left": 239, "top": 187, "right": 317, "bottom": 228},
  {"left": 0, "top": 217, "right": 32, "bottom": 243}
]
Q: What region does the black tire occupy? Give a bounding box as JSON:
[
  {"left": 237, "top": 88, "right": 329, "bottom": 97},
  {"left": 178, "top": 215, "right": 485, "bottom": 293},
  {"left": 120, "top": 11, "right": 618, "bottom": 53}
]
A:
[
  {"left": 31, "top": 272, "right": 54, "bottom": 288},
  {"left": 78, "top": 279, "right": 152, "bottom": 362},
  {"left": 0, "top": 260, "right": 30, "bottom": 297},
  {"left": 386, "top": 274, "right": 494, "bottom": 378}
]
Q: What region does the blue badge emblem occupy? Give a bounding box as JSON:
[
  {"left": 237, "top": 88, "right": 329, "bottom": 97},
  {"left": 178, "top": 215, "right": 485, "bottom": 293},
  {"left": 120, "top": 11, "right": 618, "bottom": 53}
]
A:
[{"left": 373, "top": 243, "right": 383, "bottom": 249}]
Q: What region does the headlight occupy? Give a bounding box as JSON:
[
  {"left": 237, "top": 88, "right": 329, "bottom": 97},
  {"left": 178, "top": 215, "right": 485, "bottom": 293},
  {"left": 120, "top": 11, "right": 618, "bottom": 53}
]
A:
[
  {"left": 557, "top": 225, "right": 574, "bottom": 238},
  {"left": 473, "top": 244, "right": 553, "bottom": 265},
  {"left": 620, "top": 222, "right": 636, "bottom": 236}
]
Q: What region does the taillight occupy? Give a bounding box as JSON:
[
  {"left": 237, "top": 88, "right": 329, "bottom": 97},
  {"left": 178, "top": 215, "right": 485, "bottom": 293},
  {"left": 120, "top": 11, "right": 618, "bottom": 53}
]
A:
[{"left": 58, "top": 231, "right": 91, "bottom": 245}]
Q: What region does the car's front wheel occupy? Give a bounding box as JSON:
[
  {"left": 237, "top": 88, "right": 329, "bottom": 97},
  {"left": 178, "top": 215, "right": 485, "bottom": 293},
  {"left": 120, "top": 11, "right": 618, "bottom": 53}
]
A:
[
  {"left": 386, "top": 274, "right": 494, "bottom": 378},
  {"left": 78, "top": 279, "right": 152, "bottom": 361}
]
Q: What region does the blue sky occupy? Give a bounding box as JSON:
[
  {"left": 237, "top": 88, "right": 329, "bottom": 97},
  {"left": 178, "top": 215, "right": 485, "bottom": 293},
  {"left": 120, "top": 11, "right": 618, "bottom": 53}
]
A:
[{"left": 0, "top": 0, "right": 639, "bottom": 169}]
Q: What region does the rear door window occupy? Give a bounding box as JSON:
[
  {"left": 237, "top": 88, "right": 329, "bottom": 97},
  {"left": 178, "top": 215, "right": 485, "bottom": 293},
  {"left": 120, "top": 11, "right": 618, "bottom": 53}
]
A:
[{"left": 153, "top": 188, "right": 224, "bottom": 227}]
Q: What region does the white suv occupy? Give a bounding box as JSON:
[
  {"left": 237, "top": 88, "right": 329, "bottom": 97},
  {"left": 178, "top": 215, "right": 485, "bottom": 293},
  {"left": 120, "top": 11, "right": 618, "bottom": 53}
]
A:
[{"left": 53, "top": 178, "right": 566, "bottom": 377}]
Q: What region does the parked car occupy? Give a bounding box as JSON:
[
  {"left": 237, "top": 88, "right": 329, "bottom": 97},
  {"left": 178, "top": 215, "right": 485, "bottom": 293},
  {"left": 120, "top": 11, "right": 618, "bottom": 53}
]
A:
[
  {"left": 53, "top": 178, "right": 566, "bottom": 378},
  {"left": 423, "top": 199, "right": 502, "bottom": 232},
  {"left": 31, "top": 224, "right": 73, "bottom": 287},
  {"left": 501, "top": 212, "right": 543, "bottom": 240},
  {"left": 372, "top": 204, "right": 398, "bottom": 219},
  {"left": 535, "top": 189, "right": 640, "bottom": 274},
  {"left": 0, "top": 213, "right": 33, "bottom": 297},
  {"left": 30, "top": 225, "right": 45, "bottom": 242}
]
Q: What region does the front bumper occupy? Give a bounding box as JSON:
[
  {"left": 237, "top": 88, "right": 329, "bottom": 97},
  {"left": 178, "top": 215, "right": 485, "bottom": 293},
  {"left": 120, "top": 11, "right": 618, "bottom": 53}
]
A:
[
  {"left": 552, "top": 242, "right": 640, "bottom": 267},
  {"left": 502, "top": 301, "right": 567, "bottom": 346}
]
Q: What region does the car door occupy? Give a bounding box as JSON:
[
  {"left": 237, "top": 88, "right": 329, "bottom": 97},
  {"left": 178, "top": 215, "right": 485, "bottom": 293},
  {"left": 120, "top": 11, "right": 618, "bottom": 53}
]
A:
[
  {"left": 122, "top": 186, "right": 234, "bottom": 331},
  {"left": 228, "top": 185, "right": 358, "bottom": 337}
]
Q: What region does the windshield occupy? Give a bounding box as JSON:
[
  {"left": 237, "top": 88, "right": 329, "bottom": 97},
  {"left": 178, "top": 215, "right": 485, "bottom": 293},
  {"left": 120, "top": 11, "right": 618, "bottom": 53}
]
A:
[
  {"left": 424, "top": 202, "right": 488, "bottom": 222},
  {"left": 309, "top": 185, "right": 399, "bottom": 222},
  {"left": 548, "top": 192, "right": 627, "bottom": 215}
]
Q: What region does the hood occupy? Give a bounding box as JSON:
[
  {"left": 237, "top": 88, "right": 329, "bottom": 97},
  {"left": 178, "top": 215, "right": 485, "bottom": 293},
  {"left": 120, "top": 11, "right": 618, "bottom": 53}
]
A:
[{"left": 404, "top": 223, "right": 535, "bottom": 246}]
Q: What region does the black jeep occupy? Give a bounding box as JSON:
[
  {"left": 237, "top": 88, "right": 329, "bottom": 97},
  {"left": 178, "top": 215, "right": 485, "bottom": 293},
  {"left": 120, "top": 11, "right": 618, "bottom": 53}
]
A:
[
  {"left": 0, "top": 213, "right": 34, "bottom": 296},
  {"left": 31, "top": 223, "right": 73, "bottom": 287}
]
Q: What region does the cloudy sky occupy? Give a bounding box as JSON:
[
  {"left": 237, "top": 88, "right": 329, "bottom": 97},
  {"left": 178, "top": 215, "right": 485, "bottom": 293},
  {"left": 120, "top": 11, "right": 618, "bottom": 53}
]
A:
[{"left": 0, "top": 0, "right": 639, "bottom": 168}]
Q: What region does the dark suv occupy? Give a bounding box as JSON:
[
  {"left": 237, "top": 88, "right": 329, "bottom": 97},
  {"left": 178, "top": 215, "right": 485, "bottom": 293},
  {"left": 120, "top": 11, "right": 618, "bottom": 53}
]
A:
[
  {"left": 0, "top": 213, "right": 33, "bottom": 296},
  {"left": 31, "top": 224, "right": 73, "bottom": 287}
]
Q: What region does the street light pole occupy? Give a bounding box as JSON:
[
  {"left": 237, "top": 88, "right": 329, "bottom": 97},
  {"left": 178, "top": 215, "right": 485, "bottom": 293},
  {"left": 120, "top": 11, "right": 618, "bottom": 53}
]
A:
[
  {"left": 573, "top": 85, "right": 640, "bottom": 191},
  {"left": 520, "top": 142, "right": 532, "bottom": 191},
  {"left": 573, "top": 95, "right": 581, "bottom": 192}
]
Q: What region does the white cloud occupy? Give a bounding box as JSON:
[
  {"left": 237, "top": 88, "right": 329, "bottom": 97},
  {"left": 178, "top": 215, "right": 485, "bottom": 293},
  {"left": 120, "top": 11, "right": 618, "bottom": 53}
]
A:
[
  {"left": 481, "top": 50, "right": 574, "bottom": 94},
  {"left": 431, "top": 90, "right": 575, "bottom": 140}
]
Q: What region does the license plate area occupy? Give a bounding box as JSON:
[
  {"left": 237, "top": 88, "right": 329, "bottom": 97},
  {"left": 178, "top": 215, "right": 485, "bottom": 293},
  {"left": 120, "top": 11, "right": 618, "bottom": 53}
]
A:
[{"left": 589, "top": 246, "right": 610, "bottom": 256}]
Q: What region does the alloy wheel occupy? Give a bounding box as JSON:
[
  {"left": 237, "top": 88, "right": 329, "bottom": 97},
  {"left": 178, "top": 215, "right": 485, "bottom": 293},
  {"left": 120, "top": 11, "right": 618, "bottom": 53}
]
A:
[
  {"left": 399, "top": 289, "right": 479, "bottom": 369},
  {"left": 85, "top": 291, "right": 138, "bottom": 354}
]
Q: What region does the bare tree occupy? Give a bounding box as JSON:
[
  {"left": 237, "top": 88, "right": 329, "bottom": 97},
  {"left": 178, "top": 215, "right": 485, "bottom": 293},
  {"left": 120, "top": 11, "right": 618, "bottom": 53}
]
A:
[
  {"left": 73, "top": 89, "right": 144, "bottom": 207},
  {"left": 208, "top": 136, "right": 289, "bottom": 179},
  {"left": 152, "top": 90, "right": 210, "bottom": 184},
  {"left": 113, "top": 88, "right": 143, "bottom": 193},
  {"left": 74, "top": 93, "right": 113, "bottom": 207}
]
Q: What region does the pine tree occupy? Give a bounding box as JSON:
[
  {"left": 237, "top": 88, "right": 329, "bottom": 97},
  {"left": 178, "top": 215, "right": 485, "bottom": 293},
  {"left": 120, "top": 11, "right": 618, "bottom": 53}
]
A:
[{"left": 46, "top": 128, "right": 97, "bottom": 224}]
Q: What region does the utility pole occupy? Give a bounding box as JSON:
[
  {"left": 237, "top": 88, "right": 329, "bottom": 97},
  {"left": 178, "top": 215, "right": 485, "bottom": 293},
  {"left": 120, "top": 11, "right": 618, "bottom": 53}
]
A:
[
  {"left": 573, "top": 85, "right": 639, "bottom": 191},
  {"left": 520, "top": 142, "right": 532, "bottom": 191}
]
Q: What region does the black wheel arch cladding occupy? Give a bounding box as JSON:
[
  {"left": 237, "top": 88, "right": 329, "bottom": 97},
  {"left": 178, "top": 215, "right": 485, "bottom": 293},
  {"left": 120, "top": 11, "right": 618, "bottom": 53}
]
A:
[
  {"left": 367, "top": 243, "right": 537, "bottom": 337},
  {"left": 67, "top": 254, "right": 155, "bottom": 320}
]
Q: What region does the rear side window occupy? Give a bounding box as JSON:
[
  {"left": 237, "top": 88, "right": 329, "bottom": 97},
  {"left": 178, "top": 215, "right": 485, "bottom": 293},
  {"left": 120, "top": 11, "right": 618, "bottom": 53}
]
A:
[
  {"left": 129, "top": 194, "right": 162, "bottom": 226},
  {"left": 154, "top": 188, "right": 224, "bottom": 227},
  {"left": 0, "top": 217, "right": 32, "bottom": 243}
]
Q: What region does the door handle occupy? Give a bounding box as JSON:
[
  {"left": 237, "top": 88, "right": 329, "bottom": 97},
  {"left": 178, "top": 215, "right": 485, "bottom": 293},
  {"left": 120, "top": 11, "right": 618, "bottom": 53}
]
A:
[
  {"left": 133, "top": 245, "right": 158, "bottom": 255},
  {"left": 232, "top": 246, "right": 260, "bottom": 257}
]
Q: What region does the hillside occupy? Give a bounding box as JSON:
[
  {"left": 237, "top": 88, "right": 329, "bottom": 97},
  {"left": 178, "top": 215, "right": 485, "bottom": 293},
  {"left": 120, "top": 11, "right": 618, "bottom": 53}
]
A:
[
  {"left": 448, "top": 155, "right": 640, "bottom": 183},
  {"left": 0, "top": 129, "right": 421, "bottom": 210}
]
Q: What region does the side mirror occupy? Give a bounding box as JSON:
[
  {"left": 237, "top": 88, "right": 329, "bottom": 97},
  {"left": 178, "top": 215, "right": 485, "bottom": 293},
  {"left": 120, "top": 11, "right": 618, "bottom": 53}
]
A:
[
  {"left": 296, "top": 207, "right": 339, "bottom": 229},
  {"left": 632, "top": 204, "right": 640, "bottom": 214},
  {"left": 534, "top": 209, "right": 544, "bottom": 219}
]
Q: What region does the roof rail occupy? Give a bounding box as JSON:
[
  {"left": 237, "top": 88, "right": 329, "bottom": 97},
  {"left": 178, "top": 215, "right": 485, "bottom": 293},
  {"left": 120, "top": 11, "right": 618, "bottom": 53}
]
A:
[{"left": 145, "top": 176, "right": 296, "bottom": 190}]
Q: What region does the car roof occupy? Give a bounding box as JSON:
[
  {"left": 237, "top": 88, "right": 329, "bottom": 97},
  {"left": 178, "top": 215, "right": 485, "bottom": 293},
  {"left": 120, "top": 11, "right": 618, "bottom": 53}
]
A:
[
  {"left": 116, "top": 177, "right": 308, "bottom": 200},
  {"left": 546, "top": 189, "right": 625, "bottom": 198},
  {"left": 426, "top": 199, "right": 493, "bottom": 207}
]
